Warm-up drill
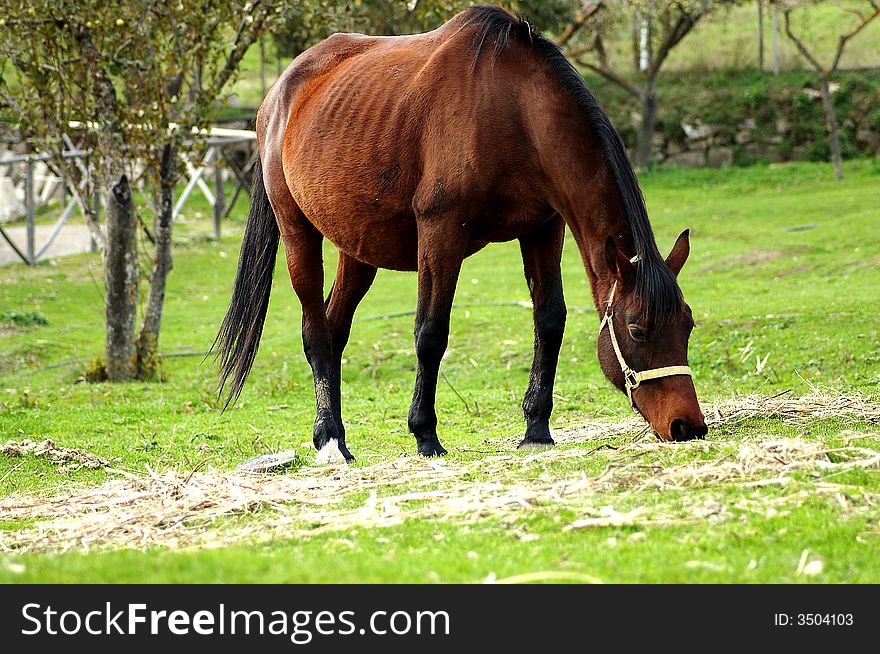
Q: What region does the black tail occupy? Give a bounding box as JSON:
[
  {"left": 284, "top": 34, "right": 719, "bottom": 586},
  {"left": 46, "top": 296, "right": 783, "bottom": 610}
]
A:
[{"left": 212, "top": 160, "right": 279, "bottom": 409}]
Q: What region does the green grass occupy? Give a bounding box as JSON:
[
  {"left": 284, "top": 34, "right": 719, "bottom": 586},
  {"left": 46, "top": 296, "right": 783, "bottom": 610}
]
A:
[
  {"left": 1, "top": 159, "right": 879, "bottom": 582},
  {"left": 5, "top": 499, "right": 879, "bottom": 583}
]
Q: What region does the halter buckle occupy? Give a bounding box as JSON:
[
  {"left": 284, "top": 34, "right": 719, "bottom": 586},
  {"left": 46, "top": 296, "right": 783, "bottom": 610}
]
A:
[{"left": 624, "top": 368, "right": 639, "bottom": 390}]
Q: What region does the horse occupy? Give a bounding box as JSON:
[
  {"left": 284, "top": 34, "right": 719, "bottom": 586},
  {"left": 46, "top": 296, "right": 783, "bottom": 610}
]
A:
[{"left": 214, "top": 5, "right": 707, "bottom": 463}]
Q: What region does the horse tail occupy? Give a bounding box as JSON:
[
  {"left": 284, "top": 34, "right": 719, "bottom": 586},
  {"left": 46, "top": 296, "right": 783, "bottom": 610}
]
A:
[{"left": 212, "top": 159, "right": 279, "bottom": 409}]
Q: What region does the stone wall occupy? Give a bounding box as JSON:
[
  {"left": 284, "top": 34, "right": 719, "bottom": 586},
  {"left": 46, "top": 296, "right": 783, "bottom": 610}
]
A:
[
  {"left": 648, "top": 112, "right": 880, "bottom": 168},
  {"left": 591, "top": 70, "right": 880, "bottom": 169}
]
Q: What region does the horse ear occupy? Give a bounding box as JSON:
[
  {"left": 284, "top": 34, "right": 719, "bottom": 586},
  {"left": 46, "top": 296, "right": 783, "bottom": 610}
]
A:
[
  {"left": 666, "top": 229, "right": 690, "bottom": 277},
  {"left": 605, "top": 235, "right": 635, "bottom": 287}
]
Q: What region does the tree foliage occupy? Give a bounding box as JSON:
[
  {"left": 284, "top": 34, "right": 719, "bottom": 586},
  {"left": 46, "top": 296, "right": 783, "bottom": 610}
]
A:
[
  {"left": 271, "top": 0, "right": 577, "bottom": 58},
  {"left": 0, "top": 0, "right": 282, "bottom": 380},
  {"left": 1, "top": 0, "right": 278, "bottom": 208}
]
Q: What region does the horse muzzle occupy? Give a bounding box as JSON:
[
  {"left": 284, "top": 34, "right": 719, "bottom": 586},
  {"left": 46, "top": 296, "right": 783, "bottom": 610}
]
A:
[{"left": 669, "top": 417, "right": 708, "bottom": 442}]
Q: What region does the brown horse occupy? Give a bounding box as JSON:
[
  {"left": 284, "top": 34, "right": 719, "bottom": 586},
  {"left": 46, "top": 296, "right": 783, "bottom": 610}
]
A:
[{"left": 215, "top": 6, "right": 707, "bottom": 462}]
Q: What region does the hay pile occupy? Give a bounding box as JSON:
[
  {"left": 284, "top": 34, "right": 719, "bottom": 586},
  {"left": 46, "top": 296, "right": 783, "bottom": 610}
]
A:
[
  {"left": 1, "top": 439, "right": 110, "bottom": 470},
  {"left": 1, "top": 390, "right": 878, "bottom": 553},
  {"left": 554, "top": 389, "right": 880, "bottom": 444}
]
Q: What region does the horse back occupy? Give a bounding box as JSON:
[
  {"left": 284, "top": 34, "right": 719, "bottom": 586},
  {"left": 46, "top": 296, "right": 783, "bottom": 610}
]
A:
[{"left": 260, "top": 15, "right": 555, "bottom": 269}]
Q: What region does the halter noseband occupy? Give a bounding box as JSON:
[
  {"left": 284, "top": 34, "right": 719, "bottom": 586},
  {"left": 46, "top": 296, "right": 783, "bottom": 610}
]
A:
[{"left": 598, "top": 265, "right": 692, "bottom": 410}]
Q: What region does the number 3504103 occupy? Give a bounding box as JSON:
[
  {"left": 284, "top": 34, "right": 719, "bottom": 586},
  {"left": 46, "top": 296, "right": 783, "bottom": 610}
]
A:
[{"left": 798, "top": 614, "right": 853, "bottom": 626}]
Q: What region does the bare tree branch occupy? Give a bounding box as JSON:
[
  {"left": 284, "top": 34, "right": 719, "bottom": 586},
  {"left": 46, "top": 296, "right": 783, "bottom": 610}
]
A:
[
  {"left": 573, "top": 57, "right": 642, "bottom": 98},
  {"left": 70, "top": 22, "right": 123, "bottom": 139},
  {"left": 783, "top": 8, "right": 824, "bottom": 73},
  {"left": 196, "top": 1, "right": 273, "bottom": 114},
  {"left": 555, "top": 0, "right": 604, "bottom": 47},
  {"left": 647, "top": 11, "right": 702, "bottom": 79},
  {"left": 785, "top": 3, "right": 879, "bottom": 75},
  {"left": 831, "top": 6, "right": 880, "bottom": 72},
  {"left": 782, "top": 1, "right": 878, "bottom": 180},
  {"left": 568, "top": 25, "right": 643, "bottom": 99}
]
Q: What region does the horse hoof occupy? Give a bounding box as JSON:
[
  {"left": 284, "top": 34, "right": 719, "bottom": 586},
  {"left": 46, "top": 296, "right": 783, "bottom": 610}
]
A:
[
  {"left": 338, "top": 441, "right": 355, "bottom": 462},
  {"left": 316, "top": 438, "right": 355, "bottom": 464},
  {"left": 517, "top": 437, "right": 555, "bottom": 450},
  {"left": 417, "top": 440, "right": 448, "bottom": 457}
]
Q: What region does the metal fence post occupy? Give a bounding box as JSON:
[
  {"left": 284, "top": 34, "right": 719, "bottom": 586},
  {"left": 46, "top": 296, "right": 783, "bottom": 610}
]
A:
[
  {"left": 213, "top": 146, "right": 224, "bottom": 240},
  {"left": 25, "top": 158, "right": 35, "bottom": 265}
]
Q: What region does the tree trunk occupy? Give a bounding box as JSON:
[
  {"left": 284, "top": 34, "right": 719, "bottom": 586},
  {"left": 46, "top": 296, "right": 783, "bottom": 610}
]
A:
[
  {"left": 758, "top": 0, "right": 765, "bottom": 73},
  {"left": 136, "top": 145, "right": 176, "bottom": 378},
  {"left": 631, "top": 13, "right": 641, "bottom": 72},
  {"left": 259, "top": 37, "right": 267, "bottom": 98},
  {"left": 635, "top": 80, "right": 658, "bottom": 168},
  {"left": 104, "top": 175, "right": 138, "bottom": 381},
  {"left": 772, "top": 5, "right": 780, "bottom": 75},
  {"left": 818, "top": 76, "right": 843, "bottom": 180}
]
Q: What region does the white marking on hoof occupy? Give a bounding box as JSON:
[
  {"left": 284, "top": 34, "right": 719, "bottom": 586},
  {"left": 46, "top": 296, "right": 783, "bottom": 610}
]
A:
[
  {"left": 316, "top": 438, "right": 345, "bottom": 464},
  {"left": 517, "top": 439, "right": 555, "bottom": 450}
]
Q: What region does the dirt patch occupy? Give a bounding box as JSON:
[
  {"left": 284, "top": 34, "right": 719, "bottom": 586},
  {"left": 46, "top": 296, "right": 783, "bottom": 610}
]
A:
[
  {"left": 742, "top": 250, "right": 786, "bottom": 266},
  {"left": 0, "top": 224, "right": 94, "bottom": 267},
  {"left": 698, "top": 249, "right": 784, "bottom": 274},
  {"left": 698, "top": 248, "right": 816, "bottom": 275},
  {"left": 1, "top": 391, "right": 878, "bottom": 553}
]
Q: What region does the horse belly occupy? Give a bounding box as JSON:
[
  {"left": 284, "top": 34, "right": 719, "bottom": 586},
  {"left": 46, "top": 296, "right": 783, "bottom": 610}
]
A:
[
  {"left": 292, "top": 186, "right": 420, "bottom": 271},
  {"left": 284, "top": 113, "right": 423, "bottom": 268}
]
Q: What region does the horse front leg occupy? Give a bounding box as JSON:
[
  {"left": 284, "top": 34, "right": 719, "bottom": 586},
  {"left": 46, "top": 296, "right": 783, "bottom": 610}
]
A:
[
  {"left": 408, "top": 220, "right": 468, "bottom": 457},
  {"left": 518, "top": 216, "right": 566, "bottom": 448}
]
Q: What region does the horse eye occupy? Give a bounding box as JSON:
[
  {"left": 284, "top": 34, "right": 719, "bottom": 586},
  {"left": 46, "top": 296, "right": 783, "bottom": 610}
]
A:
[{"left": 628, "top": 324, "right": 648, "bottom": 342}]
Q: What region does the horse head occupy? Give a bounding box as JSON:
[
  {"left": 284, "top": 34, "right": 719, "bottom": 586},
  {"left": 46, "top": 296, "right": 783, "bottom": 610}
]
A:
[{"left": 598, "top": 230, "right": 707, "bottom": 441}]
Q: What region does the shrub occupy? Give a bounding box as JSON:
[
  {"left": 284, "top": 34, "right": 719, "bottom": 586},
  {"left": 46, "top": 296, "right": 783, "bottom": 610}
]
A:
[
  {"left": 83, "top": 357, "right": 109, "bottom": 383},
  {"left": 0, "top": 310, "right": 48, "bottom": 327},
  {"left": 581, "top": 68, "right": 880, "bottom": 165}
]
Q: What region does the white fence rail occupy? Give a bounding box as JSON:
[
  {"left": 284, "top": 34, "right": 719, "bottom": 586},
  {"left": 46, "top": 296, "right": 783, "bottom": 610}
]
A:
[{"left": 0, "top": 129, "right": 257, "bottom": 265}]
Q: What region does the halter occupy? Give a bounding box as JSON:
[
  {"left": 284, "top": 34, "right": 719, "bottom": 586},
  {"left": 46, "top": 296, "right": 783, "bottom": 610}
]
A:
[{"left": 598, "top": 262, "right": 692, "bottom": 409}]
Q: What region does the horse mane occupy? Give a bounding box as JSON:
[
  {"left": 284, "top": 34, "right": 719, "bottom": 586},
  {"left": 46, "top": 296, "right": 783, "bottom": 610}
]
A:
[{"left": 462, "top": 5, "right": 682, "bottom": 323}]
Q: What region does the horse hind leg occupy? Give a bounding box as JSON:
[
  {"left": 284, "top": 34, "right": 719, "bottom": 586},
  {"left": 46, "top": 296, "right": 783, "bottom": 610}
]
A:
[
  {"left": 518, "top": 216, "right": 566, "bottom": 449},
  {"left": 276, "top": 204, "right": 353, "bottom": 462},
  {"left": 325, "top": 253, "right": 377, "bottom": 441}
]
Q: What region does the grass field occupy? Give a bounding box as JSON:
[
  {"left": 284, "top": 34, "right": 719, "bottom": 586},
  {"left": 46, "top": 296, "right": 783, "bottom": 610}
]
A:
[{"left": 1, "top": 159, "right": 879, "bottom": 583}]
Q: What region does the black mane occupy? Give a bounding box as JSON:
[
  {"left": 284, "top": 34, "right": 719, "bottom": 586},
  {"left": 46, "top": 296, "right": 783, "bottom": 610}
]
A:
[{"left": 463, "top": 5, "right": 682, "bottom": 322}]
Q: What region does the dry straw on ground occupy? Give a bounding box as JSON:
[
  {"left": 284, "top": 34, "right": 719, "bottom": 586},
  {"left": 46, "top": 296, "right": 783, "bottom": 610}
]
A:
[
  {"left": 1, "top": 439, "right": 110, "bottom": 471},
  {"left": 1, "top": 390, "right": 878, "bottom": 553}
]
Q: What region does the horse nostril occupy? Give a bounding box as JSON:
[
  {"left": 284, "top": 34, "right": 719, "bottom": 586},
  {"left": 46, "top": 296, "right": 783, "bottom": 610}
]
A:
[
  {"left": 670, "top": 418, "right": 687, "bottom": 441},
  {"left": 670, "top": 418, "right": 708, "bottom": 442}
]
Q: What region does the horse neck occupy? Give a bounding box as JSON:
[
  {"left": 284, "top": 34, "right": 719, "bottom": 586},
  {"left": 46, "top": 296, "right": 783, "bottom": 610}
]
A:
[{"left": 530, "top": 92, "right": 637, "bottom": 314}]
